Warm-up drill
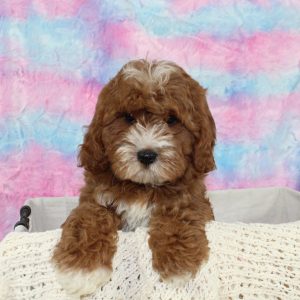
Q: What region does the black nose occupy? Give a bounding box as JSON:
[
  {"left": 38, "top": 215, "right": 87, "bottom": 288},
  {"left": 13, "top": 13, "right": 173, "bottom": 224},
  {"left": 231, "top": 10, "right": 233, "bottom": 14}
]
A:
[{"left": 137, "top": 149, "right": 158, "bottom": 166}]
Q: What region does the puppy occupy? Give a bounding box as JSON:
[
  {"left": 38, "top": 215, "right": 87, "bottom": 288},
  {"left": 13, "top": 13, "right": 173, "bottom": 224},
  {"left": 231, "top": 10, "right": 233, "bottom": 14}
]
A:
[{"left": 52, "top": 59, "right": 216, "bottom": 296}]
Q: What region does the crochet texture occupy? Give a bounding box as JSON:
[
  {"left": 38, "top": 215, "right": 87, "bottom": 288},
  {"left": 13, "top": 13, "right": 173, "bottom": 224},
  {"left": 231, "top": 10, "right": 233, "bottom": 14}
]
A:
[{"left": 0, "top": 221, "right": 300, "bottom": 300}]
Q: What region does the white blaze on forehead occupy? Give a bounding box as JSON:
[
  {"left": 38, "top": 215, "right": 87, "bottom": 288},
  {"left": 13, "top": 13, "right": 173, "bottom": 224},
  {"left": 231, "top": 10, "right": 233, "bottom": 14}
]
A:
[
  {"left": 123, "top": 122, "right": 173, "bottom": 151},
  {"left": 122, "top": 60, "right": 177, "bottom": 89}
]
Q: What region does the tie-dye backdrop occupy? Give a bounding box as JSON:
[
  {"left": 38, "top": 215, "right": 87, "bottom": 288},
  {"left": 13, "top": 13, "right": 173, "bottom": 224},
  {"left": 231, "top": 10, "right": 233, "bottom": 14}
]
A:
[{"left": 1, "top": 0, "right": 300, "bottom": 238}]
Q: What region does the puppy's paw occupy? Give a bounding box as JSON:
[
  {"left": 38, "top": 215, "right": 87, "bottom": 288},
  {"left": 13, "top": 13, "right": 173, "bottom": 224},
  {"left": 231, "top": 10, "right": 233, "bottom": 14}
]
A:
[
  {"left": 163, "top": 272, "right": 193, "bottom": 287},
  {"left": 55, "top": 266, "right": 112, "bottom": 296}
]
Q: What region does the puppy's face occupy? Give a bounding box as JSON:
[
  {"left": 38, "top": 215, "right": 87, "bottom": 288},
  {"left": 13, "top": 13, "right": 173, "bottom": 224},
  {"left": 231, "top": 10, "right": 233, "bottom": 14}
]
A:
[
  {"left": 102, "top": 109, "right": 194, "bottom": 185},
  {"left": 80, "top": 60, "right": 216, "bottom": 184}
]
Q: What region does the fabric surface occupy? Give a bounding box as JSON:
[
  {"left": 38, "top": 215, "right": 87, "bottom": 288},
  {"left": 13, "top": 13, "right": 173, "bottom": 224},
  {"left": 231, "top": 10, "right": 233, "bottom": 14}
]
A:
[
  {"left": 1, "top": 1, "right": 300, "bottom": 238},
  {"left": 1, "top": 221, "right": 300, "bottom": 300}
]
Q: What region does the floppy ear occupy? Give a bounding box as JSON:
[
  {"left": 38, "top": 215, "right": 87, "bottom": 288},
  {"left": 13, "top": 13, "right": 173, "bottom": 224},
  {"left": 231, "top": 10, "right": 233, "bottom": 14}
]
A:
[
  {"left": 190, "top": 80, "right": 216, "bottom": 174},
  {"left": 78, "top": 94, "right": 108, "bottom": 174},
  {"left": 78, "top": 75, "right": 121, "bottom": 174}
]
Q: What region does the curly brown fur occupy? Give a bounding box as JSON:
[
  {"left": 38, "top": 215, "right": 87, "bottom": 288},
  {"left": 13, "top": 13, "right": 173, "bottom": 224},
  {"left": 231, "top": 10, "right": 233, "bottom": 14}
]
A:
[
  {"left": 52, "top": 59, "right": 216, "bottom": 295},
  {"left": 149, "top": 188, "right": 213, "bottom": 279},
  {"left": 52, "top": 202, "right": 120, "bottom": 271}
]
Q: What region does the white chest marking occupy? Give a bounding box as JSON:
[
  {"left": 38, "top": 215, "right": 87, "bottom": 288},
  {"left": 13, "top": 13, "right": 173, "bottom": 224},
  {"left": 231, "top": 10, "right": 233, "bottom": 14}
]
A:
[
  {"left": 96, "top": 191, "right": 153, "bottom": 231},
  {"left": 116, "top": 202, "right": 153, "bottom": 231}
]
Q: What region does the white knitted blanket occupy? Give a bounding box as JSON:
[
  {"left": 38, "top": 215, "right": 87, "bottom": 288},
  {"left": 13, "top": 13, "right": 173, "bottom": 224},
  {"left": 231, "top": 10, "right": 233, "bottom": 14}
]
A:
[{"left": 0, "top": 221, "right": 300, "bottom": 300}]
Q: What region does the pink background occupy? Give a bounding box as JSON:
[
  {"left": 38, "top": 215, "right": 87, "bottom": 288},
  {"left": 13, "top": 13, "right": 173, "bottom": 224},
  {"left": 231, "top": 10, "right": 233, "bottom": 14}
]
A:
[{"left": 1, "top": 0, "right": 300, "bottom": 238}]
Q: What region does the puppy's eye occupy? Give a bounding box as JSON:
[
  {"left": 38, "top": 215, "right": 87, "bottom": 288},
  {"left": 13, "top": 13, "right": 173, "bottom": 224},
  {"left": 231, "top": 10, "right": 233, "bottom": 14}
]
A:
[
  {"left": 124, "top": 113, "right": 136, "bottom": 124},
  {"left": 167, "top": 115, "right": 179, "bottom": 125}
]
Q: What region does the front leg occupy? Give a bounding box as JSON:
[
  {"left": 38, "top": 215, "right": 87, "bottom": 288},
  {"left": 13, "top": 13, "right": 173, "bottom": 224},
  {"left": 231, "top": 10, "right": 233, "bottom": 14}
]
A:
[
  {"left": 52, "top": 202, "right": 120, "bottom": 296},
  {"left": 148, "top": 199, "right": 213, "bottom": 285}
]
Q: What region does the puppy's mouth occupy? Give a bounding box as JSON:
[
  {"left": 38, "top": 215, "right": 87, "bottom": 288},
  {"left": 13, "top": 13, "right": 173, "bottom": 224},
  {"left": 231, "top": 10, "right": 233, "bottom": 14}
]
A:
[
  {"left": 114, "top": 129, "right": 184, "bottom": 185},
  {"left": 112, "top": 152, "right": 182, "bottom": 187}
]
